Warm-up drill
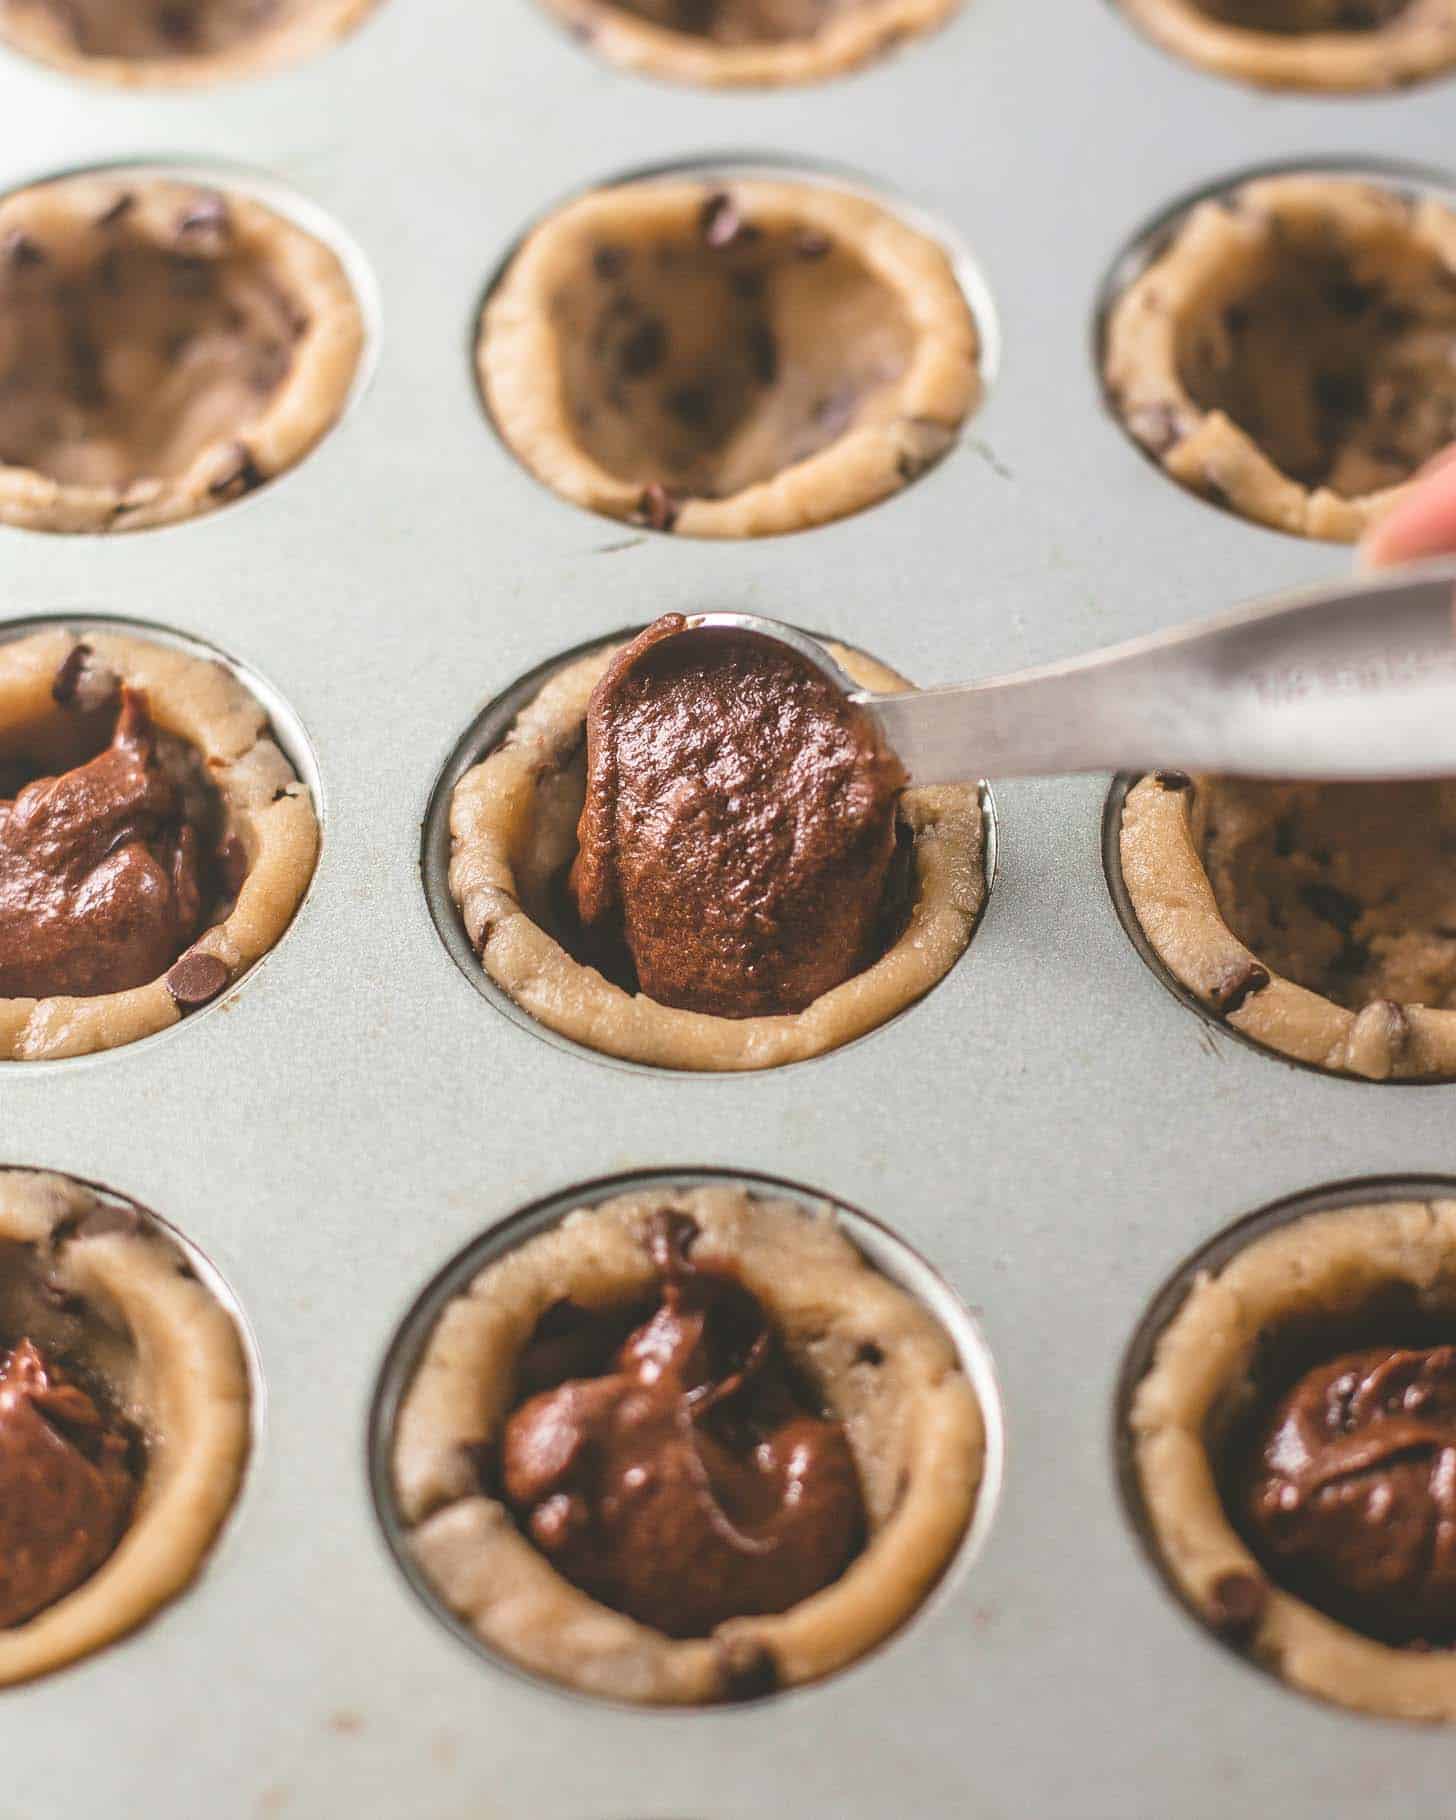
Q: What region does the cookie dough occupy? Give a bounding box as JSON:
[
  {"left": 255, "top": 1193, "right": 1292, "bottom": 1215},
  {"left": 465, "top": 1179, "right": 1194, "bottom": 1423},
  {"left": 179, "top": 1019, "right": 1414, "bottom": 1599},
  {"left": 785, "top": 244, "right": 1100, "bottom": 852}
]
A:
[
  {"left": 393, "top": 1183, "right": 985, "bottom": 1704},
  {"left": 448, "top": 636, "right": 985, "bottom": 1070},
  {"left": 571, "top": 617, "right": 907, "bottom": 1018},
  {"left": 1119, "top": 0, "right": 1456, "bottom": 90},
  {"left": 0, "top": 627, "right": 319, "bottom": 1061},
  {"left": 1104, "top": 173, "right": 1456, "bottom": 541},
  {"left": 0, "top": 1169, "right": 250, "bottom": 1684},
  {"left": 534, "top": 0, "right": 962, "bottom": 86},
  {"left": 1130, "top": 1193, "right": 1456, "bottom": 1720},
  {"left": 479, "top": 177, "right": 981, "bottom": 539},
  {"left": 0, "top": 0, "right": 378, "bottom": 86},
  {"left": 0, "top": 173, "right": 364, "bottom": 533},
  {"left": 1119, "top": 770, "right": 1456, "bottom": 1080}
]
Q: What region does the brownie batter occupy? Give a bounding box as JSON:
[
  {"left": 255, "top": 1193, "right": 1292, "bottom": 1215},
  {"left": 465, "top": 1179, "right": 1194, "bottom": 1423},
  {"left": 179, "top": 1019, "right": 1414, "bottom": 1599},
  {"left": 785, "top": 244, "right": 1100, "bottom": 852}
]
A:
[
  {"left": 570, "top": 616, "right": 906, "bottom": 1019},
  {"left": 1194, "top": 777, "right": 1456, "bottom": 1014},
  {"left": 0, "top": 1337, "right": 136, "bottom": 1629},
  {"left": 0, "top": 682, "right": 216, "bottom": 999},
  {"left": 500, "top": 1214, "right": 865, "bottom": 1638},
  {"left": 2, "top": 0, "right": 283, "bottom": 59},
  {"left": 1194, "top": 0, "right": 1410, "bottom": 27},
  {"left": 1242, "top": 1344, "right": 1456, "bottom": 1644},
  {"left": 602, "top": 0, "right": 868, "bottom": 46},
  {"left": 0, "top": 191, "right": 303, "bottom": 498}
]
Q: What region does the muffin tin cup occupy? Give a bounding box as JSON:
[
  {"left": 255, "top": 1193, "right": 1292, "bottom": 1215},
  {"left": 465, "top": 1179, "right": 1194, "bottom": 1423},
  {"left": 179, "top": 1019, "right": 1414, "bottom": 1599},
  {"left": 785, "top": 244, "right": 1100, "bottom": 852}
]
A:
[{"left": 2, "top": 0, "right": 1456, "bottom": 1812}]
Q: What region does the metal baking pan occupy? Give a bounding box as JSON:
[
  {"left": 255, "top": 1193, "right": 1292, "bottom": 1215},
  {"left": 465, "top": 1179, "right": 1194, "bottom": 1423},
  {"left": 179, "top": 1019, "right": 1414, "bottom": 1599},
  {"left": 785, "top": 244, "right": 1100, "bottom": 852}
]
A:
[{"left": 2, "top": 0, "right": 1455, "bottom": 1811}]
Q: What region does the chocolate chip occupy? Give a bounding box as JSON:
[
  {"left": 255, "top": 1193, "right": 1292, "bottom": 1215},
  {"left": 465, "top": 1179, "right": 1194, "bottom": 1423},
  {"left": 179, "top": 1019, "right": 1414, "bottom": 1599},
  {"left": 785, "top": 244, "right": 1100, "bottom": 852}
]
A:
[
  {"left": 3, "top": 230, "right": 44, "bottom": 272},
  {"left": 165, "top": 952, "right": 229, "bottom": 1008},
  {"left": 854, "top": 1341, "right": 885, "bottom": 1367},
  {"left": 592, "top": 244, "right": 628, "bottom": 282},
  {"left": 748, "top": 322, "right": 778, "bottom": 387},
  {"left": 1154, "top": 770, "right": 1192, "bottom": 793},
  {"left": 700, "top": 191, "right": 744, "bottom": 250},
  {"left": 631, "top": 483, "right": 680, "bottom": 532},
  {"left": 217, "top": 834, "right": 249, "bottom": 900},
  {"left": 793, "top": 229, "right": 832, "bottom": 261},
  {"left": 1210, "top": 958, "right": 1271, "bottom": 1015},
  {"left": 176, "top": 193, "right": 230, "bottom": 247},
  {"left": 95, "top": 193, "right": 135, "bottom": 230},
  {"left": 716, "top": 1637, "right": 779, "bottom": 1702},
  {"left": 1207, "top": 1569, "right": 1267, "bottom": 1642},
  {"left": 51, "top": 642, "right": 92, "bottom": 706},
  {"left": 207, "top": 442, "right": 264, "bottom": 501},
  {"left": 619, "top": 315, "right": 666, "bottom": 378}
]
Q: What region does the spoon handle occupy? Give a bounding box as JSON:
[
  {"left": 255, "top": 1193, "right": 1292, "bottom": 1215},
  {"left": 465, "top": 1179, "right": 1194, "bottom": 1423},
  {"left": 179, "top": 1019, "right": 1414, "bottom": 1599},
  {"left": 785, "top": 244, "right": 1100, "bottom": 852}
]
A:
[{"left": 864, "top": 562, "right": 1456, "bottom": 786}]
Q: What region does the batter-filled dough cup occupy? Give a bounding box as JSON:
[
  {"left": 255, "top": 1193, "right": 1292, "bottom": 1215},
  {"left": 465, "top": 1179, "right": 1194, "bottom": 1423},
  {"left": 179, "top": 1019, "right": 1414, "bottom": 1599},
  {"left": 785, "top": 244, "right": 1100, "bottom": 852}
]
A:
[
  {"left": 0, "top": 172, "right": 365, "bottom": 534},
  {"left": 1129, "top": 1188, "right": 1456, "bottom": 1721},
  {"left": 446, "top": 636, "right": 987, "bottom": 1071},
  {"left": 478, "top": 175, "right": 982, "bottom": 539},
  {"left": 0, "top": 0, "right": 379, "bottom": 86},
  {"left": 389, "top": 1182, "right": 987, "bottom": 1705},
  {"left": 1117, "top": 769, "right": 1456, "bottom": 1081},
  {"left": 534, "top": 0, "right": 963, "bottom": 86},
  {"left": 0, "top": 625, "right": 319, "bottom": 1062},
  {"left": 1103, "top": 172, "right": 1456, "bottom": 542},
  {"left": 0, "top": 1169, "right": 251, "bottom": 1685},
  {"left": 1118, "top": 0, "right": 1456, "bottom": 92}
]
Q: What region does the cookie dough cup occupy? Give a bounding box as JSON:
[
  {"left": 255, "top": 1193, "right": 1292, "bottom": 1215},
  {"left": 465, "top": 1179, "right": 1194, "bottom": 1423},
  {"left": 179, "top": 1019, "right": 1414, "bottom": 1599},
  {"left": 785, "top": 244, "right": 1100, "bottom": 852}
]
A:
[
  {"left": 0, "top": 626, "right": 319, "bottom": 1062},
  {"left": 0, "top": 1169, "right": 250, "bottom": 1683},
  {"left": 479, "top": 176, "right": 981, "bottom": 538},
  {"left": 0, "top": 173, "right": 365, "bottom": 533},
  {"left": 1119, "top": 0, "right": 1456, "bottom": 92},
  {"left": 0, "top": 0, "right": 378, "bottom": 86},
  {"left": 447, "top": 637, "right": 986, "bottom": 1070},
  {"left": 1104, "top": 173, "right": 1456, "bottom": 541},
  {"left": 392, "top": 1183, "right": 986, "bottom": 1705},
  {"left": 1130, "top": 1192, "right": 1456, "bottom": 1721},
  {"left": 1119, "top": 770, "right": 1456, "bottom": 1080},
  {"left": 535, "top": 0, "right": 962, "bottom": 86}
]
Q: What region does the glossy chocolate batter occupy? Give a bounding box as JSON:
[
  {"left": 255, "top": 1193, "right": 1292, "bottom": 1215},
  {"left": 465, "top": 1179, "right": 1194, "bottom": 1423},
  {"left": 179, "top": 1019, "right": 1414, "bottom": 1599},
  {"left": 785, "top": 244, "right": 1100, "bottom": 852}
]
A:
[
  {"left": 0, "top": 680, "right": 214, "bottom": 999},
  {"left": 570, "top": 616, "right": 906, "bottom": 1019},
  {"left": 1243, "top": 1343, "right": 1456, "bottom": 1643},
  {"left": 500, "top": 1213, "right": 866, "bottom": 1638},
  {"left": 1193, "top": 0, "right": 1411, "bottom": 27},
  {"left": 0, "top": 1337, "right": 136, "bottom": 1629}
]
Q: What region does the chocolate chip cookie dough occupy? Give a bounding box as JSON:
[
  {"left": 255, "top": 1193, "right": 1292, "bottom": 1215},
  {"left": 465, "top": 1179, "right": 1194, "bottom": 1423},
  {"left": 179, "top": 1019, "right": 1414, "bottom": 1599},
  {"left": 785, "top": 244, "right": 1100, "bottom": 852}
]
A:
[
  {"left": 392, "top": 1184, "right": 985, "bottom": 1704},
  {"left": 0, "top": 1169, "right": 250, "bottom": 1683},
  {"left": 0, "top": 0, "right": 376, "bottom": 83},
  {"left": 448, "top": 625, "right": 985, "bottom": 1070},
  {"left": 1119, "top": 771, "right": 1456, "bottom": 1080},
  {"left": 1104, "top": 174, "right": 1456, "bottom": 541},
  {"left": 0, "top": 627, "right": 318, "bottom": 1061},
  {"left": 1119, "top": 0, "right": 1456, "bottom": 91},
  {"left": 478, "top": 177, "right": 981, "bottom": 538},
  {"left": 0, "top": 174, "right": 364, "bottom": 533},
  {"left": 1131, "top": 1193, "right": 1456, "bottom": 1720},
  {"left": 534, "top": 0, "right": 962, "bottom": 86}
]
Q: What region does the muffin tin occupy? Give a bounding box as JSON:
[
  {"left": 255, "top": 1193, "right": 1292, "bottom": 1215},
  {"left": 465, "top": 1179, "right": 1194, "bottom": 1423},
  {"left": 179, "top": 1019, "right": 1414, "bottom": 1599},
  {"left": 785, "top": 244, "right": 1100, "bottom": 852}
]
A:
[{"left": 1, "top": 0, "right": 1455, "bottom": 1811}]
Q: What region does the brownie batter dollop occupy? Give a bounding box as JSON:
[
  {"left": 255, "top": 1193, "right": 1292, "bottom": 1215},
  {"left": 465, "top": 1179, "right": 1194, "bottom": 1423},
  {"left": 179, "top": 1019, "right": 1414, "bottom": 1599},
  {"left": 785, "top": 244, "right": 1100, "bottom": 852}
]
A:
[
  {"left": 0, "top": 1338, "right": 136, "bottom": 1629},
  {"left": 1195, "top": 0, "right": 1411, "bottom": 28},
  {"left": 501, "top": 1215, "right": 866, "bottom": 1637},
  {"left": 1243, "top": 1344, "right": 1456, "bottom": 1644},
  {"left": 570, "top": 615, "right": 906, "bottom": 1019},
  {"left": 0, "top": 686, "right": 211, "bottom": 999}
]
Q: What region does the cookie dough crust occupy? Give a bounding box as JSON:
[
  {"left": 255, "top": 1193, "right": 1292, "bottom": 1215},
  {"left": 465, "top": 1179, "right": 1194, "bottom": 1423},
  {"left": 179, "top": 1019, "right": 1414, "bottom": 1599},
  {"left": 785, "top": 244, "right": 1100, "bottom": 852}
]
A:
[
  {"left": 394, "top": 1184, "right": 984, "bottom": 1705},
  {"left": 0, "top": 174, "right": 364, "bottom": 533},
  {"left": 0, "top": 0, "right": 378, "bottom": 85},
  {"left": 0, "top": 1170, "right": 250, "bottom": 1683},
  {"left": 535, "top": 0, "right": 962, "bottom": 86},
  {"left": 1119, "top": 772, "right": 1456, "bottom": 1080},
  {"left": 449, "top": 639, "right": 985, "bottom": 1070},
  {"left": 479, "top": 178, "right": 980, "bottom": 539},
  {"left": 1119, "top": 0, "right": 1456, "bottom": 91},
  {"left": 1104, "top": 174, "right": 1456, "bottom": 542},
  {"left": 0, "top": 627, "right": 319, "bottom": 1061},
  {"left": 1132, "top": 1196, "right": 1456, "bottom": 1720}
]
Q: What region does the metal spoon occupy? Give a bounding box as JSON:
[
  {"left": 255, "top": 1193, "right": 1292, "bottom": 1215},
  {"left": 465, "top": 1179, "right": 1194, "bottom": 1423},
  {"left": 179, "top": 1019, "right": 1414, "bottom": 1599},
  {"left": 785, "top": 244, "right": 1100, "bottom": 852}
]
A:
[{"left": 679, "top": 559, "right": 1456, "bottom": 784}]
